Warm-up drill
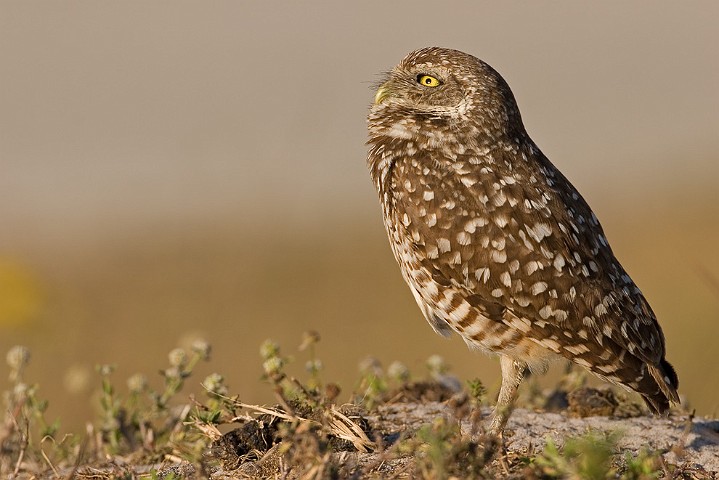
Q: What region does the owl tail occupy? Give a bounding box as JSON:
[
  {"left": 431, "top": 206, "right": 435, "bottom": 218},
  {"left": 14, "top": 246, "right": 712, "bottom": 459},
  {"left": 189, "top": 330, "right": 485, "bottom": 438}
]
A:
[{"left": 642, "top": 359, "right": 680, "bottom": 414}]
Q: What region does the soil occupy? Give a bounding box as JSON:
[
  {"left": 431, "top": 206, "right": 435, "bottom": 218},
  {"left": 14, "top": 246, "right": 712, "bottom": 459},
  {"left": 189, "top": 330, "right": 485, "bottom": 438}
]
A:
[{"left": 42, "top": 384, "right": 718, "bottom": 479}]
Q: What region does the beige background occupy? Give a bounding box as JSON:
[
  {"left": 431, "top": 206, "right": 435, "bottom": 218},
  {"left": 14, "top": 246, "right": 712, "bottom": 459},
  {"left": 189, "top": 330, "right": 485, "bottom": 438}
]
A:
[{"left": 1, "top": 2, "right": 717, "bottom": 428}]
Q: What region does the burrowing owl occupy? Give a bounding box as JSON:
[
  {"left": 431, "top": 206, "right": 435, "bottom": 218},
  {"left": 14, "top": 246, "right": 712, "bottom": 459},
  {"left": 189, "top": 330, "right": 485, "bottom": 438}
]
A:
[{"left": 366, "top": 47, "right": 679, "bottom": 434}]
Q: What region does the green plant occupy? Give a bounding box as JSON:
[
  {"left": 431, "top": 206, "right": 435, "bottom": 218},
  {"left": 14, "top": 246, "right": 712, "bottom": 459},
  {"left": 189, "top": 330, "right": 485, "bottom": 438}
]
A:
[
  {"left": 355, "top": 356, "right": 388, "bottom": 408},
  {"left": 533, "top": 430, "right": 622, "bottom": 479},
  {"left": 94, "top": 339, "right": 214, "bottom": 462},
  {"left": 467, "top": 377, "right": 487, "bottom": 403},
  {"left": 394, "top": 415, "right": 494, "bottom": 479},
  {"left": 1, "top": 345, "right": 69, "bottom": 477},
  {"left": 622, "top": 448, "right": 662, "bottom": 479}
]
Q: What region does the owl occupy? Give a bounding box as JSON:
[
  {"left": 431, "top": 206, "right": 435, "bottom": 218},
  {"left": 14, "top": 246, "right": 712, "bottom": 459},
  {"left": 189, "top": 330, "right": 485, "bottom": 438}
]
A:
[{"left": 366, "top": 47, "right": 679, "bottom": 435}]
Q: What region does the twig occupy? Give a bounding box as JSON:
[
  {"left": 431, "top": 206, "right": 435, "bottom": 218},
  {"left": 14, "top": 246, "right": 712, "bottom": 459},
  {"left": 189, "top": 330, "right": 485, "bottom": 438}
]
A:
[
  {"left": 62, "top": 434, "right": 87, "bottom": 480},
  {"left": 11, "top": 413, "right": 28, "bottom": 476},
  {"left": 39, "top": 435, "right": 60, "bottom": 477}
]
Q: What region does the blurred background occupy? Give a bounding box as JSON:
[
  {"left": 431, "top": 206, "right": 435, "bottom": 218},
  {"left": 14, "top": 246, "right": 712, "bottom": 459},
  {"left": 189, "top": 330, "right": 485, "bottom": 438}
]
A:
[{"left": 1, "top": 2, "right": 718, "bottom": 430}]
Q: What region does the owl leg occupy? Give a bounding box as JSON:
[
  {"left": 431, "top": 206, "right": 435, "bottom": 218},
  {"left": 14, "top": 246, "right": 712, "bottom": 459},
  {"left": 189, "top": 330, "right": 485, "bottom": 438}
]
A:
[{"left": 488, "top": 356, "right": 526, "bottom": 436}]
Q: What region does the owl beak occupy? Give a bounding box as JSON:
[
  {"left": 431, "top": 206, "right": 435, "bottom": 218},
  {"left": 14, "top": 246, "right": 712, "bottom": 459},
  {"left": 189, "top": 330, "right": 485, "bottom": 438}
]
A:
[{"left": 374, "top": 83, "right": 390, "bottom": 105}]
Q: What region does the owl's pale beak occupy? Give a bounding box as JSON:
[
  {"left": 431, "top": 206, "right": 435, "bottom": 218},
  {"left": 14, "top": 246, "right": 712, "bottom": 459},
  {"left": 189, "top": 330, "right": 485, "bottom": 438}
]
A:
[{"left": 374, "top": 83, "right": 390, "bottom": 105}]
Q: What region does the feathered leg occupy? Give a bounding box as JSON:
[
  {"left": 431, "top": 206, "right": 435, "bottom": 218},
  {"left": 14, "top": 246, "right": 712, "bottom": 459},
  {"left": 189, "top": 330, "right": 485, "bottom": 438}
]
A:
[{"left": 488, "top": 356, "right": 527, "bottom": 436}]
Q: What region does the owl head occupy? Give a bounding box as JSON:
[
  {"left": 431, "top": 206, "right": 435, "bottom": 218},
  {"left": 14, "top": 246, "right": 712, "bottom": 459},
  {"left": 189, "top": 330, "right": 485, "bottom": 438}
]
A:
[{"left": 369, "top": 47, "right": 526, "bottom": 144}]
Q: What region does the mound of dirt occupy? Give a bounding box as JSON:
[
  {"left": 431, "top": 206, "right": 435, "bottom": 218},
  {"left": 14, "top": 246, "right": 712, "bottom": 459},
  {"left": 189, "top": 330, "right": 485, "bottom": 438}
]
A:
[{"left": 196, "top": 395, "right": 718, "bottom": 479}]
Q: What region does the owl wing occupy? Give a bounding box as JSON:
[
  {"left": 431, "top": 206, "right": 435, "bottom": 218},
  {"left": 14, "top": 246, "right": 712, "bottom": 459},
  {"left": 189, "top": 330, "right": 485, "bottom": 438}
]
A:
[{"left": 397, "top": 147, "right": 667, "bottom": 371}]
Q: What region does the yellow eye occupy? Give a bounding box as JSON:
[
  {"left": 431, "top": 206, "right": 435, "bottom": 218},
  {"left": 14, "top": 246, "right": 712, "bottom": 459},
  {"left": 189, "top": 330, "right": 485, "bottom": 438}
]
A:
[{"left": 417, "top": 74, "right": 441, "bottom": 87}]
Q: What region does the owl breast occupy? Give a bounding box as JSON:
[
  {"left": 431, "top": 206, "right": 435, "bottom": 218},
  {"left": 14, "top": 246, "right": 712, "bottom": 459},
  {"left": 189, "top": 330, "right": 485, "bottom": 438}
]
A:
[{"left": 374, "top": 139, "right": 553, "bottom": 368}]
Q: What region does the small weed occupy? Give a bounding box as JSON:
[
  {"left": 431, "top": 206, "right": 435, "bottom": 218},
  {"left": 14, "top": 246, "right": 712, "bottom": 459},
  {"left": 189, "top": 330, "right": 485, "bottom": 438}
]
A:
[
  {"left": 467, "top": 377, "right": 487, "bottom": 404},
  {"left": 355, "top": 356, "right": 389, "bottom": 409},
  {"left": 94, "top": 339, "right": 213, "bottom": 460},
  {"left": 531, "top": 430, "right": 621, "bottom": 479},
  {"left": 395, "top": 415, "right": 495, "bottom": 479},
  {"left": 1, "top": 345, "right": 66, "bottom": 477},
  {"left": 1, "top": 339, "right": 216, "bottom": 477},
  {"left": 622, "top": 448, "right": 663, "bottom": 479}
]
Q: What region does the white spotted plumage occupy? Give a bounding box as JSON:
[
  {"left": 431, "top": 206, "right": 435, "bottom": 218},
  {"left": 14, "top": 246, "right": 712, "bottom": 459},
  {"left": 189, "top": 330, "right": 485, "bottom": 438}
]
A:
[{"left": 367, "top": 47, "right": 679, "bottom": 435}]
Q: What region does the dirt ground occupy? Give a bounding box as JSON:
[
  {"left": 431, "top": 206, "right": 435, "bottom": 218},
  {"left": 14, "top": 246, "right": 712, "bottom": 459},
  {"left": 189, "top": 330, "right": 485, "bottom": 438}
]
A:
[
  {"left": 62, "top": 385, "right": 719, "bottom": 479},
  {"left": 197, "top": 402, "right": 718, "bottom": 479}
]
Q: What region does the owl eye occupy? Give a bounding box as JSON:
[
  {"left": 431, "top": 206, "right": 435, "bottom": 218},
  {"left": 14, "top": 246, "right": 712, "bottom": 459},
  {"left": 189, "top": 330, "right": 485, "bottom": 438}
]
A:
[{"left": 417, "top": 74, "right": 441, "bottom": 87}]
